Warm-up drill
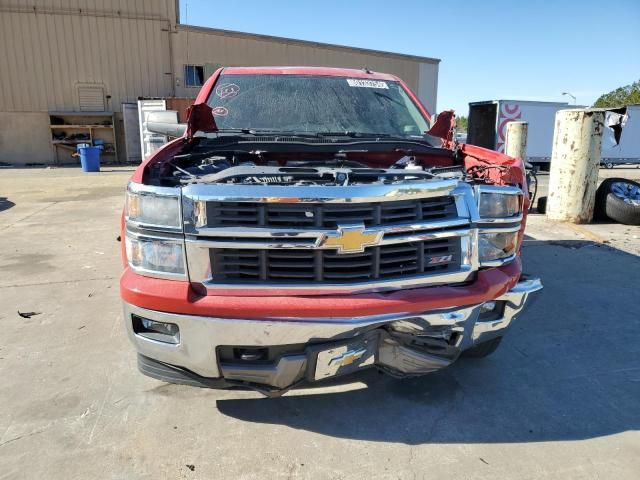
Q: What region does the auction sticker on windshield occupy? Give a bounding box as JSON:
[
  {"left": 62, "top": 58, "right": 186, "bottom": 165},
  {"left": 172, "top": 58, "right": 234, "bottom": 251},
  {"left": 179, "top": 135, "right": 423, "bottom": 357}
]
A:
[{"left": 346, "top": 79, "right": 389, "bottom": 89}]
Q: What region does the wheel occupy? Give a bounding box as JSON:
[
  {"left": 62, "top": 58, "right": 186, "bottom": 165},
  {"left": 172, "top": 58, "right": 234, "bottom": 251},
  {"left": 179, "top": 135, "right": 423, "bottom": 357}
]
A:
[
  {"left": 595, "top": 178, "right": 640, "bottom": 225},
  {"left": 463, "top": 337, "right": 503, "bottom": 358},
  {"left": 606, "top": 162, "right": 614, "bottom": 169},
  {"left": 537, "top": 196, "right": 547, "bottom": 214}
]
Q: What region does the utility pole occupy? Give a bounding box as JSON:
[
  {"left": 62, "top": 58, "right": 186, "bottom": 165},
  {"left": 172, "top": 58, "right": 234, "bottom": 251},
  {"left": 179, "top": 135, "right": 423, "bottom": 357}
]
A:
[{"left": 562, "top": 92, "right": 577, "bottom": 105}]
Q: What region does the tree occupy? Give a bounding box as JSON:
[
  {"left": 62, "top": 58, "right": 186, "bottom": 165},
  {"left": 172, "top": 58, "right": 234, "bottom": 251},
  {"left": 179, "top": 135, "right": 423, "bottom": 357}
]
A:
[
  {"left": 455, "top": 115, "right": 468, "bottom": 132},
  {"left": 593, "top": 80, "right": 640, "bottom": 108}
]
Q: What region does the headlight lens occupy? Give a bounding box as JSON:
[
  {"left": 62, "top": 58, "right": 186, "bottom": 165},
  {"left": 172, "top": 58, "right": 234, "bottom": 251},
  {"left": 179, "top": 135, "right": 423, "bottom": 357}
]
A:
[
  {"left": 479, "top": 192, "right": 522, "bottom": 219},
  {"left": 125, "top": 235, "right": 185, "bottom": 275},
  {"left": 479, "top": 232, "right": 518, "bottom": 264},
  {"left": 126, "top": 189, "right": 181, "bottom": 228}
]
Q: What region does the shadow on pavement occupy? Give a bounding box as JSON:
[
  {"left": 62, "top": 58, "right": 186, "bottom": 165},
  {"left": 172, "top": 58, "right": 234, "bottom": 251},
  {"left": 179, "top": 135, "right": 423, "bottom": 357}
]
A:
[
  {"left": 0, "top": 197, "right": 15, "bottom": 212},
  {"left": 216, "top": 239, "right": 640, "bottom": 444}
]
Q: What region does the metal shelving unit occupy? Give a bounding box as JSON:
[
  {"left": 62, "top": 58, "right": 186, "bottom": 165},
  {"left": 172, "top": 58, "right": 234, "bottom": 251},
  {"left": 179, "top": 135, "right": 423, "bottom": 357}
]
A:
[{"left": 49, "top": 112, "right": 117, "bottom": 165}]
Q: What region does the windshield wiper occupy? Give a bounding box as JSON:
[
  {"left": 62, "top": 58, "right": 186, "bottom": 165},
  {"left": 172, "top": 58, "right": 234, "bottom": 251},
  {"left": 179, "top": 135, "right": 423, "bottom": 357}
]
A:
[
  {"left": 209, "top": 128, "right": 311, "bottom": 135},
  {"left": 315, "top": 132, "right": 435, "bottom": 145},
  {"left": 315, "top": 131, "right": 392, "bottom": 138},
  {"left": 203, "top": 129, "right": 436, "bottom": 147}
]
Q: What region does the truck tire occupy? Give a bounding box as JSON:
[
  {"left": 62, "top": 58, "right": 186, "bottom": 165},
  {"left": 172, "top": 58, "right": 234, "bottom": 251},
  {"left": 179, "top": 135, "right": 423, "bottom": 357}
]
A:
[
  {"left": 595, "top": 178, "right": 640, "bottom": 225},
  {"left": 463, "top": 337, "right": 503, "bottom": 358},
  {"left": 537, "top": 196, "right": 547, "bottom": 214}
]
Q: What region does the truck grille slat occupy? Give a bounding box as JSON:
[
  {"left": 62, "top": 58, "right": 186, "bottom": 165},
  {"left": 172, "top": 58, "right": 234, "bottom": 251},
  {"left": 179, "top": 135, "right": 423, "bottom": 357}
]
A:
[
  {"left": 268, "top": 252, "right": 315, "bottom": 259},
  {"left": 323, "top": 260, "right": 372, "bottom": 268},
  {"left": 209, "top": 237, "right": 460, "bottom": 285},
  {"left": 323, "top": 272, "right": 374, "bottom": 280},
  {"left": 379, "top": 254, "right": 418, "bottom": 264},
  {"left": 379, "top": 266, "right": 419, "bottom": 275},
  {"left": 268, "top": 271, "right": 316, "bottom": 279}
]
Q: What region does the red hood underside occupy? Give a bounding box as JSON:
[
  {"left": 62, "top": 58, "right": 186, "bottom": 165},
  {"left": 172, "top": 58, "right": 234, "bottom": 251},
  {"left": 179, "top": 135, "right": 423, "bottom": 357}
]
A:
[{"left": 186, "top": 103, "right": 217, "bottom": 137}]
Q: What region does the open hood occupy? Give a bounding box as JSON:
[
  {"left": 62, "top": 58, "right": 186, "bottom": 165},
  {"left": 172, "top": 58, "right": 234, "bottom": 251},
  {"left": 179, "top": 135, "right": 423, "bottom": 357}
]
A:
[
  {"left": 426, "top": 110, "right": 456, "bottom": 142},
  {"left": 186, "top": 103, "right": 217, "bottom": 137}
]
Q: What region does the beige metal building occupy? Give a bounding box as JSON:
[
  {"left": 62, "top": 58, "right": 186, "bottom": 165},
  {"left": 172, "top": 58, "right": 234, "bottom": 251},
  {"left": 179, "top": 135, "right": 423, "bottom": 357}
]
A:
[{"left": 0, "top": 0, "right": 440, "bottom": 165}]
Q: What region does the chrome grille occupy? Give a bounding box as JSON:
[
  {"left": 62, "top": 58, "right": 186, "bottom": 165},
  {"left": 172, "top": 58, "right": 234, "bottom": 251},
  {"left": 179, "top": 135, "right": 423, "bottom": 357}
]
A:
[
  {"left": 209, "top": 238, "right": 460, "bottom": 284},
  {"left": 205, "top": 197, "right": 457, "bottom": 229},
  {"left": 182, "top": 179, "right": 480, "bottom": 294}
]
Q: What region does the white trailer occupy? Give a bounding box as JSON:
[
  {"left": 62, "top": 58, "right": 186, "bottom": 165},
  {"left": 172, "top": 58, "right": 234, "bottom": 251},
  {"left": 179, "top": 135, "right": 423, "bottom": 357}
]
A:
[
  {"left": 467, "top": 100, "right": 583, "bottom": 167},
  {"left": 466, "top": 100, "right": 640, "bottom": 168},
  {"left": 600, "top": 105, "right": 640, "bottom": 168}
]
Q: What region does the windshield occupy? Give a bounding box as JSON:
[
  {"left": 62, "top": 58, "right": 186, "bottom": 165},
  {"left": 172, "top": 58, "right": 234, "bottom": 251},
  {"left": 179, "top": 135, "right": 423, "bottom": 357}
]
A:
[{"left": 206, "top": 74, "right": 430, "bottom": 136}]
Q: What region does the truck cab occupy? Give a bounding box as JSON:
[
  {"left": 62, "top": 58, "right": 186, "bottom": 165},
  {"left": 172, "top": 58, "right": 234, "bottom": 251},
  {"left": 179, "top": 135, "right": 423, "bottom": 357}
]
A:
[{"left": 121, "top": 67, "right": 541, "bottom": 396}]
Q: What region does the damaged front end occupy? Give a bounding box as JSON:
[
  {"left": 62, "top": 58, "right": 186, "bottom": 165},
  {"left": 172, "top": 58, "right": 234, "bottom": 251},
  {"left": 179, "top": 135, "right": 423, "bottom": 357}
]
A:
[
  {"left": 123, "top": 70, "right": 542, "bottom": 396},
  {"left": 126, "top": 277, "right": 540, "bottom": 397}
]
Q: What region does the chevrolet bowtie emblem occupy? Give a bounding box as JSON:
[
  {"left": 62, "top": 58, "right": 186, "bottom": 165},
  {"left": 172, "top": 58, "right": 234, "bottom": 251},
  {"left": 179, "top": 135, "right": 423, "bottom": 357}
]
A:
[
  {"left": 329, "top": 348, "right": 367, "bottom": 367},
  {"left": 319, "top": 224, "right": 383, "bottom": 254}
]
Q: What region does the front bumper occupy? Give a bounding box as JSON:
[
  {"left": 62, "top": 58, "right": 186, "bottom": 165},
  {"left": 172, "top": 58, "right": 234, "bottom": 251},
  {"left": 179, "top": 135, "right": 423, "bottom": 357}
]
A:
[{"left": 124, "top": 278, "right": 541, "bottom": 394}]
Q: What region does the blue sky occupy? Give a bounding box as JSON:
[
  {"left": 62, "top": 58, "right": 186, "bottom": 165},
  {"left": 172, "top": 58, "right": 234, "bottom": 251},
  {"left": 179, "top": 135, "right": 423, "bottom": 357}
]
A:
[{"left": 179, "top": 0, "right": 640, "bottom": 115}]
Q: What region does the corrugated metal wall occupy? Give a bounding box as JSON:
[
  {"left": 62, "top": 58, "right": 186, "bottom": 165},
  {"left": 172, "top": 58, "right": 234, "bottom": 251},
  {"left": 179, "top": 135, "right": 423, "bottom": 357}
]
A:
[
  {"left": 0, "top": 0, "right": 176, "bottom": 112},
  {"left": 172, "top": 25, "right": 439, "bottom": 114},
  {"left": 0, "top": 1, "right": 439, "bottom": 164}
]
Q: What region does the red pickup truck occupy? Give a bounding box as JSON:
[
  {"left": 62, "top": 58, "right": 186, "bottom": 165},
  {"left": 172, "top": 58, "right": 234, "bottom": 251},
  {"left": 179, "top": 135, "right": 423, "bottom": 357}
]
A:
[{"left": 121, "top": 67, "right": 541, "bottom": 396}]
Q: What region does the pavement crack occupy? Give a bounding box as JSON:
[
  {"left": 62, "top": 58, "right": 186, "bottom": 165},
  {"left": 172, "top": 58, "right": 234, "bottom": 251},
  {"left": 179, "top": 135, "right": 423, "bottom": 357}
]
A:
[
  {"left": 88, "top": 377, "right": 113, "bottom": 444},
  {"left": 0, "top": 277, "right": 116, "bottom": 289},
  {"left": 0, "top": 427, "right": 48, "bottom": 448},
  {"left": 0, "top": 202, "right": 58, "bottom": 231}
]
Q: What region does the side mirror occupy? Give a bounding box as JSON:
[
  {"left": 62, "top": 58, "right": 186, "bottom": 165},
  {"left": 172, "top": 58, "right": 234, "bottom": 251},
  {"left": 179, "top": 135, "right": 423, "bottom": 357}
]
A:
[{"left": 144, "top": 110, "right": 187, "bottom": 138}]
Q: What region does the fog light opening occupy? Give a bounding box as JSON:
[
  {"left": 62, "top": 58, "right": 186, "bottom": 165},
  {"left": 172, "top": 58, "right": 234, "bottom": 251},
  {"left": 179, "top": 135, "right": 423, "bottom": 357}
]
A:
[
  {"left": 234, "top": 348, "right": 268, "bottom": 362},
  {"left": 478, "top": 301, "right": 505, "bottom": 321},
  {"left": 132, "top": 315, "right": 180, "bottom": 344},
  {"left": 480, "top": 301, "right": 497, "bottom": 314}
]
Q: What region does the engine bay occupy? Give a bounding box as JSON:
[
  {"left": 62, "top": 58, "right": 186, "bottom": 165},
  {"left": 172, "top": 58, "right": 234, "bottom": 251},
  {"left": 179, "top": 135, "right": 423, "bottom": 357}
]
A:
[
  {"left": 141, "top": 134, "right": 525, "bottom": 191},
  {"left": 143, "top": 135, "right": 476, "bottom": 187},
  {"left": 175, "top": 157, "right": 466, "bottom": 186}
]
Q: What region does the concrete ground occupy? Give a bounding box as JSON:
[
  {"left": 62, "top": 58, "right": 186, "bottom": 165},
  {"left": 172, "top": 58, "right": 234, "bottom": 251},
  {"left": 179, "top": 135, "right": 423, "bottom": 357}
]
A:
[
  {"left": 533, "top": 166, "right": 640, "bottom": 256},
  {"left": 1, "top": 167, "right": 639, "bottom": 479}
]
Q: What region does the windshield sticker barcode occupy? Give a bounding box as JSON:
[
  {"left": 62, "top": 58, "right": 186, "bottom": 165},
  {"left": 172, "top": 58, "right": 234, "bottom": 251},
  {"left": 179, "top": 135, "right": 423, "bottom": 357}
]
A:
[{"left": 346, "top": 79, "right": 389, "bottom": 89}]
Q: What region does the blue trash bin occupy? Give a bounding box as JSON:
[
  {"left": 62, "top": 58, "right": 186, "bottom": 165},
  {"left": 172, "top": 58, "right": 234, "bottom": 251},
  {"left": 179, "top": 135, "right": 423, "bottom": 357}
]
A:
[{"left": 77, "top": 145, "right": 101, "bottom": 172}]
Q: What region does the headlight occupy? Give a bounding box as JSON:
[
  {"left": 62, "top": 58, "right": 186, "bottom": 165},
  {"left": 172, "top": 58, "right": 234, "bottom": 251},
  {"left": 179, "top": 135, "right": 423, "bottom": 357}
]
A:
[
  {"left": 478, "top": 188, "right": 522, "bottom": 220},
  {"left": 479, "top": 231, "right": 518, "bottom": 265},
  {"left": 126, "top": 184, "right": 181, "bottom": 229},
  {"left": 125, "top": 235, "right": 185, "bottom": 276}
]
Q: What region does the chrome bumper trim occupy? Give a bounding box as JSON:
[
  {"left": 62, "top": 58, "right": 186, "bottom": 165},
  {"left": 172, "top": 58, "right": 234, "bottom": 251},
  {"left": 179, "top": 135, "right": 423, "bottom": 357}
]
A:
[
  {"left": 185, "top": 226, "right": 473, "bottom": 250},
  {"left": 123, "top": 277, "right": 542, "bottom": 380},
  {"left": 471, "top": 277, "right": 542, "bottom": 344},
  {"left": 188, "top": 217, "right": 472, "bottom": 241},
  {"left": 181, "top": 179, "right": 461, "bottom": 206}
]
